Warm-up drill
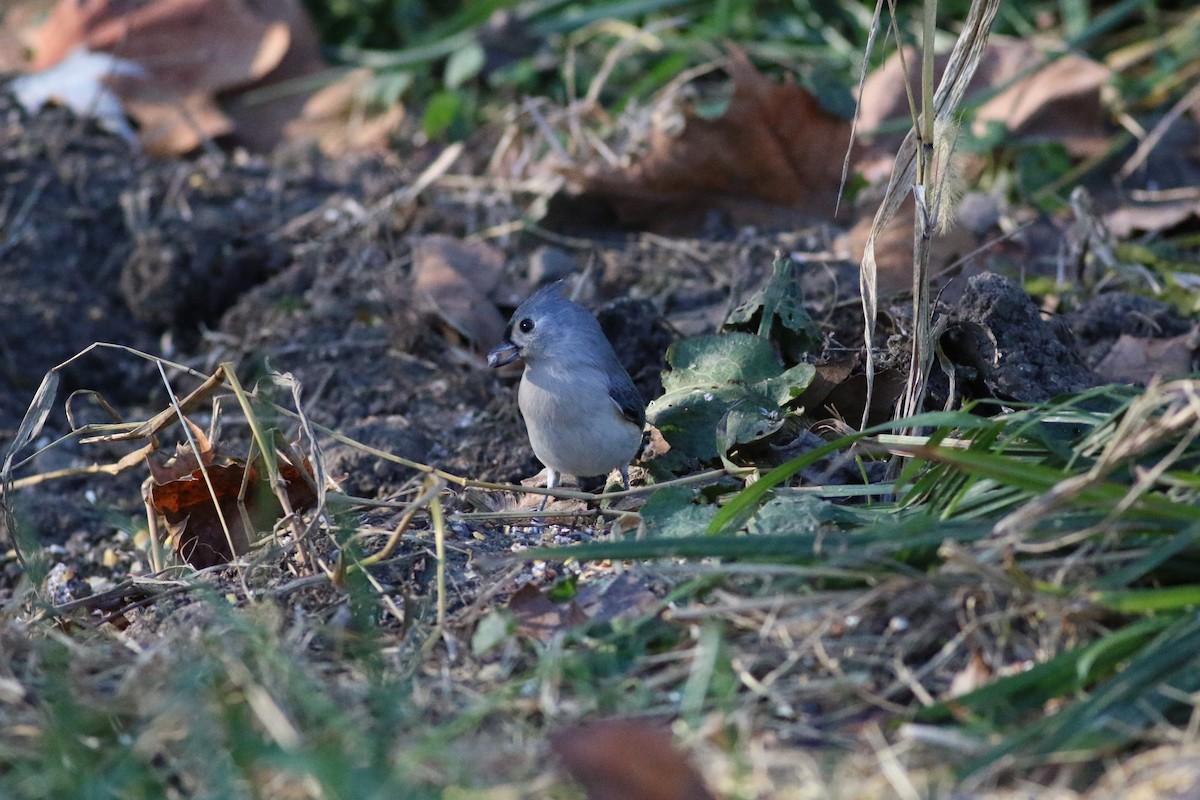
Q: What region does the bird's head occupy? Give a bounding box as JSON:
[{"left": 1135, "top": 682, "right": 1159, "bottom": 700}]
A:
[{"left": 487, "top": 282, "right": 595, "bottom": 368}]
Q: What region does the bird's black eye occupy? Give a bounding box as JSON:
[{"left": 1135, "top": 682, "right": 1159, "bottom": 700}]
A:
[{"left": 518, "top": 318, "right": 535, "bottom": 333}]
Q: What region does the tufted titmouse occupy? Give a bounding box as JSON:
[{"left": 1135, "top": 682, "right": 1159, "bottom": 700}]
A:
[{"left": 488, "top": 283, "right": 646, "bottom": 508}]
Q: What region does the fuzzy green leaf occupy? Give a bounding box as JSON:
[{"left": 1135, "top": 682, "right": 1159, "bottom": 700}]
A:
[
  {"left": 640, "top": 486, "right": 719, "bottom": 538},
  {"left": 649, "top": 334, "right": 815, "bottom": 459}
]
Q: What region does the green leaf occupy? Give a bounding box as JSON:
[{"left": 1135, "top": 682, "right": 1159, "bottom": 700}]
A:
[
  {"left": 650, "top": 384, "right": 742, "bottom": 460},
  {"left": 422, "top": 90, "right": 463, "bottom": 138},
  {"left": 725, "top": 255, "right": 821, "bottom": 359},
  {"left": 366, "top": 69, "right": 414, "bottom": 106},
  {"left": 746, "top": 493, "right": 868, "bottom": 536},
  {"left": 716, "top": 395, "right": 787, "bottom": 455},
  {"left": 649, "top": 334, "right": 815, "bottom": 459},
  {"left": 661, "top": 333, "right": 784, "bottom": 391},
  {"left": 1090, "top": 585, "right": 1200, "bottom": 613},
  {"left": 444, "top": 41, "right": 485, "bottom": 89},
  {"left": 759, "top": 363, "right": 816, "bottom": 405},
  {"left": 707, "top": 410, "right": 995, "bottom": 536},
  {"left": 640, "top": 486, "right": 718, "bottom": 538}
]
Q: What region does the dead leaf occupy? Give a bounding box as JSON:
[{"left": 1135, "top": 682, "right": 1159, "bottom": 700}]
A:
[
  {"left": 0, "top": 2, "right": 52, "bottom": 71},
  {"left": 1094, "top": 331, "right": 1200, "bottom": 385},
  {"left": 550, "top": 718, "right": 717, "bottom": 800},
  {"left": 574, "top": 573, "right": 659, "bottom": 625},
  {"left": 412, "top": 235, "right": 508, "bottom": 356},
  {"left": 144, "top": 415, "right": 214, "bottom": 485},
  {"left": 507, "top": 583, "right": 588, "bottom": 642},
  {"left": 974, "top": 42, "right": 1112, "bottom": 158},
  {"left": 1105, "top": 198, "right": 1200, "bottom": 239},
  {"left": 145, "top": 420, "right": 316, "bottom": 569},
  {"left": 577, "top": 44, "right": 850, "bottom": 233},
  {"left": 819, "top": 368, "right": 907, "bottom": 428},
  {"left": 29, "top": 0, "right": 326, "bottom": 154},
  {"left": 793, "top": 354, "right": 858, "bottom": 416},
  {"left": 223, "top": 0, "right": 331, "bottom": 153},
  {"left": 839, "top": 193, "right": 1016, "bottom": 300},
  {"left": 855, "top": 36, "right": 1112, "bottom": 180},
  {"left": 281, "top": 67, "right": 407, "bottom": 156},
  {"left": 147, "top": 458, "right": 257, "bottom": 569},
  {"left": 946, "top": 651, "right": 993, "bottom": 699}
]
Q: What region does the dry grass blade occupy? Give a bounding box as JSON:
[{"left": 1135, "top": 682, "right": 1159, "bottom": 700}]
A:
[
  {"left": 156, "top": 360, "right": 245, "bottom": 580},
  {"left": 857, "top": 0, "right": 1001, "bottom": 430},
  {"left": 837, "top": 0, "right": 887, "bottom": 220}
]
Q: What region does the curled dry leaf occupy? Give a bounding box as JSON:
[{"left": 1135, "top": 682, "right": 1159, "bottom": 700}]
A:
[
  {"left": 793, "top": 355, "right": 855, "bottom": 410},
  {"left": 1105, "top": 199, "right": 1200, "bottom": 240},
  {"left": 145, "top": 418, "right": 316, "bottom": 569},
  {"left": 29, "top": 0, "right": 325, "bottom": 154},
  {"left": 550, "top": 718, "right": 717, "bottom": 800},
  {"left": 411, "top": 234, "right": 509, "bottom": 357},
  {"left": 577, "top": 44, "right": 850, "bottom": 233},
  {"left": 817, "top": 367, "right": 907, "bottom": 428}
]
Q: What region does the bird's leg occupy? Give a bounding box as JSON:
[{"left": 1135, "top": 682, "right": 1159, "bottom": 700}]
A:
[
  {"left": 536, "top": 469, "right": 559, "bottom": 513},
  {"left": 619, "top": 465, "right": 630, "bottom": 491}
]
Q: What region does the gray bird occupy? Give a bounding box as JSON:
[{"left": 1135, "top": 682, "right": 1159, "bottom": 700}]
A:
[{"left": 488, "top": 283, "right": 646, "bottom": 508}]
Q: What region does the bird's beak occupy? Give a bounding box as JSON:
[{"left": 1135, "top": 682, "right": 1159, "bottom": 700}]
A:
[{"left": 487, "top": 341, "right": 521, "bottom": 368}]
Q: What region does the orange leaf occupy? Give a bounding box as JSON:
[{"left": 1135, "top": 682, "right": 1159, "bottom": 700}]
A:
[{"left": 147, "top": 435, "right": 317, "bottom": 569}]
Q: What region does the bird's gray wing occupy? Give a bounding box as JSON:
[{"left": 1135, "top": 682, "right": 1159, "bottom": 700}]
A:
[{"left": 608, "top": 371, "right": 646, "bottom": 428}]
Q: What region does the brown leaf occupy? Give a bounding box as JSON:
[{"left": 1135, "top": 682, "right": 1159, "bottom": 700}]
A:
[
  {"left": 1094, "top": 331, "right": 1200, "bottom": 386},
  {"left": 793, "top": 354, "right": 858, "bottom": 416},
  {"left": 507, "top": 583, "right": 588, "bottom": 642},
  {"left": 0, "top": 2, "right": 46, "bottom": 71},
  {"left": 974, "top": 42, "right": 1112, "bottom": 158},
  {"left": 856, "top": 36, "right": 1111, "bottom": 180},
  {"left": 1105, "top": 199, "right": 1200, "bottom": 239},
  {"left": 945, "top": 651, "right": 993, "bottom": 699},
  {"left": 224, "top": 0, "right": 330, "bottom": 153},
  {"left": 146, "top": 430, "right": 317, "bottom": 569},
  {"left": 30, "top": 0, "right": 325, "bottom": 154},
  {"left": 574, "top": 573, "right": 659, "bottom": 625},
  {"left": 819, "top": 368, "right": 907, "bottom": 428},
  {"left": 33, "top": 0, "right": 288, "bottom": 82},
  {"left": 281, "top": 67, "right": 407, "bottom": 156},
  {"left": 550, "top": 719, "right": 717, "bottom": 800},
  {"left": 412, "top": 234, "right": 509, "bottom": 356},
  {"left": 839, "top": 193, "right": 1013, "bottom": 300},
  {"left": 144, "top": 415, "right": 214, "bottom": 485},
  {"left": 578, "top": 44, "right": 851, "bottom": 233},
  {"left": 148, "top": 460, "right": 257, "bottom": 568}
]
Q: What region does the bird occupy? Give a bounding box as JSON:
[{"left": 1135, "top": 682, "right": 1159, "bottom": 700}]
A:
[{"left": 488, "top": 282, "right": 646, "bottom": 510}]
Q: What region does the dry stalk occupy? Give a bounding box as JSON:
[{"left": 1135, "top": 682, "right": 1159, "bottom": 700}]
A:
[{"left": 855, "top": 0, "right": 1001, "bottom": 433}]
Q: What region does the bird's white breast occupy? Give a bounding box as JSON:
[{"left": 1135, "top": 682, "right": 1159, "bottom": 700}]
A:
[{"left": 518, "top": 362, "right": 641, "bottom": 479}]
